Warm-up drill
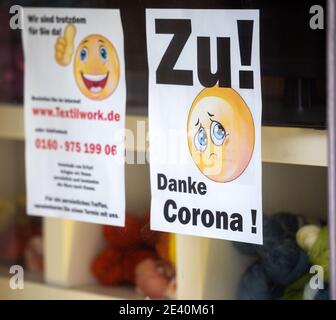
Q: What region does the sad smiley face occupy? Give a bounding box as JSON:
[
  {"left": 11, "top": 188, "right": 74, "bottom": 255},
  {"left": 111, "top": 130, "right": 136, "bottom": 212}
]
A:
[
  {"left": 73, "top": 34, "right": 120, "bottom": 100},
  {"left": 187, "top": 86, "right": 255, "bottom": 183}
]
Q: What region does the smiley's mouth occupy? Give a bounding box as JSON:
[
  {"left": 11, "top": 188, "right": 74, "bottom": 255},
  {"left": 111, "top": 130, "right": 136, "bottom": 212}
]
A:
[
  {"left": 81, "top": 72, "right": 109, "bottom": 94},
  {"left": 209, "top": 153, "right": 217, "bottom": 160}
]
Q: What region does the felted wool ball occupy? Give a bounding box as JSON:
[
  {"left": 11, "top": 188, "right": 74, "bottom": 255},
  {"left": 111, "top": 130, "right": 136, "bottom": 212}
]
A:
[
  {"left": 259, "top": 239, "right": 310, "bottom": 286},
  {"left": 122, "top": 249, "right": 157, "bottom": 284},
  {"left": 234, "top": 213, "right": 304, "bottom": 257},
  {"left": 237, "top": 263, "right": 283, "bottom": 300},
  {"left": 103, "top": 214, "right": 144, "bottom": 249},
  {"left": 272, "top": 212, "right": 305, "bottom": 240},
  {"left": 135, "top": 259, "right": 175, "bottom": 299},
  {"left": 282, "top": 273, "right": 311, "bottom": 300},
  {"left": 296, "top": 225, "right": 321, "bottom": 252},
  {"left": 254, "top": 217, "right": 285, "bottom": 257},
  {"left": 234, "top": 214, "right": 283, "bottom": 256},
  {"left": 233, "top": 240, "right": 257, "bottom": 256},
  {"left": 91, "top": 248, "right": 123, "bottom": 285}
]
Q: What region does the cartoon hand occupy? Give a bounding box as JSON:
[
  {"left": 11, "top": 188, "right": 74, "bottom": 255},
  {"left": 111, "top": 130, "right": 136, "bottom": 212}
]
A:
[{"left": 55, "top": 24, "right": 76, "bottom": 66}]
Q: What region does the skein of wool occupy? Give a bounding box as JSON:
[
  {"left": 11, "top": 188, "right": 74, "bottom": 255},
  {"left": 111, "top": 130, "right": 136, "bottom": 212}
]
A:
[
  {"left": 237, "top": 263, "right": 283, "bottom": 300},
  {"left": 234, "top": 214, "right": 283, "bottom": 256},
  {"left": 282, "top": 273, "right": 311, "bottom": 300},
  {"left": 233, "top": 240, "right": 258, "bottom": 256},
  {"left": 234, "top": 213, "right": 304, "bottom": 256},
  {"left": 259, "top": 239, "right": 310, "bottom": 286},
  {"left": 297, "top": 226, "right": 329, "bottom": 283},
  {"left": 296, "top": 225, "right": 321, "bottom": 252},
  {"left": 308, "top": 227, "right": 329, "bottom": 283},
  {"left": 256, "top": 214, "right": 305, "bottom": 256},
  {"left": 271, "top": 212, "right": 305, "bottom": 240}
]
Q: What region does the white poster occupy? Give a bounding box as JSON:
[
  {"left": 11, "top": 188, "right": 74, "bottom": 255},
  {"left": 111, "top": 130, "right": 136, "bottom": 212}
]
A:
[
  {"left": 23, "top": 8, "right": 126, "bottom": 226},
  {"left": 146, "top": 9, "right": 262, "bottom": 244}
]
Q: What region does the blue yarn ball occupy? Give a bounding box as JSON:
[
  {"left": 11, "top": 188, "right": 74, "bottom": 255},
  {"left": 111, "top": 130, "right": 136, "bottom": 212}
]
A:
[
  {"left": 234, "top": 215, "right": 284, "bottom": 256},
  {"left": 237, "top": 263, "right": 283, "bottom": 300},
  {"left": 255, "top": 213, "right": 304, "bottom": 256},
  {"left": 233, "top": 240, "right": 257, "bottom": 256},
  {"left": 272, "top": 212, "right": 304, "bottom": 240},
  {"left": 254, "top": 215, "right": 285, "bottom": 255},
  {"left": 260, "top": 240, "right": 310, "bottom": 286}
]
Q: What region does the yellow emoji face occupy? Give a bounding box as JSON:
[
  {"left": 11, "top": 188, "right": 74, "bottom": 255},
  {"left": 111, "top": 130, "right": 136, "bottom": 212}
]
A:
[
  {"left": 187, "top": 86, "right": 254, "bottom": 183},
  {"left": 73, "top": 34, "right": 119, "bottom": 100}
]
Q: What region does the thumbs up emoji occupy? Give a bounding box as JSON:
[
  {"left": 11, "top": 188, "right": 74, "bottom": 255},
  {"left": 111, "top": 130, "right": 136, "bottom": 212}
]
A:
[{"left": 55, "top": 24, "right": 76, "bottom": 66}]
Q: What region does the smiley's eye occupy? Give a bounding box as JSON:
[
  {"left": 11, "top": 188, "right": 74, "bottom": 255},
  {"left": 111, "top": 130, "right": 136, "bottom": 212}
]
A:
[
  {"left": 210, "top": 121, "right": 226, "bottom": 146},
  {"left": 194, "top": 127, "right": 207, "bottom": 152},
  {"left": 99, "top": 46, "right": 108, "bottom": 61},
  {"left": 80, "top": 48, "right": 88, "bottom": 61}
]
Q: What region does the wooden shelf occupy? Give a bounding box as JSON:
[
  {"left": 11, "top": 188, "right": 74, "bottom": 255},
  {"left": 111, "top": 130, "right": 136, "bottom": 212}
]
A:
[
  {"left": 0, "top": 275, "right": 144, "bottom": 300},
  {"left": 0, "top": 104, "right": 327, "bottom": 166},
  {"left": 262, "top": 126, "right": 327, "bottom": 167}
]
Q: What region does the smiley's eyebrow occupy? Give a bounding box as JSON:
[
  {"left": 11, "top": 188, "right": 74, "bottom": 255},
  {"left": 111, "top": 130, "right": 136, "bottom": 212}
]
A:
[
  {"left": 81, "top": 40, "right": 88, "bottom": 45},
  {"left": 207, "top": 112, "right": 214, "bottom": 117},
  {"left": 98, "top": 39, "right": 105, "bottom": 43},
  {"left": 195, "top": 118, "right": 200, "bottom": 126}
]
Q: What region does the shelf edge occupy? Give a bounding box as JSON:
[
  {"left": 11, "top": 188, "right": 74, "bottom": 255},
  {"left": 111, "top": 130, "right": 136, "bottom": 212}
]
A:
[{"left": 0, "top": 105, "right": 327, "bottom": 166}]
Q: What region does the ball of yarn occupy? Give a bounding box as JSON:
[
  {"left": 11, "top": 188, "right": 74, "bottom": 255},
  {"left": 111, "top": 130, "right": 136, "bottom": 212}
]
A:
[
  {"left": 237, "top": 263, "right": 283, "bottom": 300},
  {"left": 282, "top": 273, "right": 311, "bottom": 300},
  {"left": 122, "top": 249, "right": 157, "bottom": 284},
  {"left": 234, "top": 213, "right": 304, "bottom": 257},
  {"left": 103, "top": 214, "right": 144, "bottom": 249},
  {"left": 255, "top": 214, "right": 289, "bottom": 256},
  {"left": 272, "top": 212, "right": 304, "bottom": 240},
  {"left": 233, "top": 240, "right": 258, "bottom": 256},
  {"left": 260, "top": 239, "right": 310, "bottom": 286},
  {"left": 234, "top": 214, "right": 283, "bottom": 256},
  {"left": 308, "top": 227, "right": 329, "bottom": 283},
  {"left": 296, "top": 225, "right": 321, "bottom": 252},
  {"left": 91, "top": 248, "right": 123, "bottom": 285},
  {"left": 135, "top": 259, "right": 175, "bottom": 299}
]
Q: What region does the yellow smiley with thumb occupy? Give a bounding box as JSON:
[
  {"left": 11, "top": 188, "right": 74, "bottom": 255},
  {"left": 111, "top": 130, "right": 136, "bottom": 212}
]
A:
[
  {"left": 55, "top": 24, "right": 120, "bottom": 100},
  {"left": 187, "top": 86, "right": 255, "bottom": 183}
]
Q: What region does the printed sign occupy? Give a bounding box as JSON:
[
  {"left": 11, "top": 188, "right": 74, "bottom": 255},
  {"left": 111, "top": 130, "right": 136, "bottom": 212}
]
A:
[
  {"left": 146, "top": 9, "right": 262, "bottom": 244},
  {"left": 23, "top": 8, "right": 126, "bottom": 225}
]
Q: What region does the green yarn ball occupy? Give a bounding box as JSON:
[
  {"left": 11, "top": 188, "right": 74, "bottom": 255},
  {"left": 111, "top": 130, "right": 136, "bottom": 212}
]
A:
[
  {"left": 308, "top": 227, "right": 329, "bottom": 283},
  {"left": 296, "top": 225, "right": 329, "bottom": 283},
  {"left": 282, "top": 273, "right": 311, "bottom": 300},
  {"left": 296, "top": 225, "right": 320, "bottom": 252}
]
